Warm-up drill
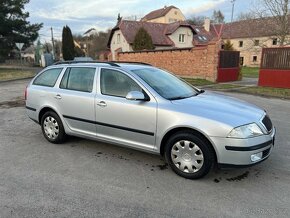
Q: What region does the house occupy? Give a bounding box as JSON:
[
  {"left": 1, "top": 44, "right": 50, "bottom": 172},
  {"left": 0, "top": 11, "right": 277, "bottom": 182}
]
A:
[
  {"left": 141, "top": 5, "right": 186, "bottom": 23},
  {"left": 209, "top": 16, "right": 290, "bottom": 67},
  {"left": 108, "top": 20, "right": 198, "bottom": 60}
]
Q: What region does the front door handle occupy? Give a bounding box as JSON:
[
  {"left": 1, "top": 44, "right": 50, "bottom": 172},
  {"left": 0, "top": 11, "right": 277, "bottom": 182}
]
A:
[
  {"left": 55, "top": 94, "right": 62, "bottom": 100},
  {"left": 97, "top": 101, "right": 107, "bottom": 107}
]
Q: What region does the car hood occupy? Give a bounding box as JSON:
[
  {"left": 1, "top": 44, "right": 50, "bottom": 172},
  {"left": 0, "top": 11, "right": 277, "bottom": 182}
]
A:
[{"left": 171, "top": 91, "right": 265, "bottom": 127}]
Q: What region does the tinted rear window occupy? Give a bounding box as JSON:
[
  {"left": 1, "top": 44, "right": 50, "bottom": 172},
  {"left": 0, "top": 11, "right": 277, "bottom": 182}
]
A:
[
  {"left": 33, "top": 68, "right": 63, "bottom": 87},
  {"left": 60, "top": 67, "right": 95, "bottom": 92}
]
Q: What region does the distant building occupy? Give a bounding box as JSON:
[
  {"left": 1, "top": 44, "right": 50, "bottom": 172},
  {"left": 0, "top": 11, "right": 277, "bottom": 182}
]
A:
[
  {"left": 83, "top": 28, "right": 97, "bottom": 37},
  {"left": 108, "top": 5, "right": 214, "bottom": 60},
  {"left": 210, "top": 16, "right": 290, "bottom": 67},
  {"left": 108, "top": 20, "right": 197, "bottom": 60},
  {"left": 141, "top": 5, "right": 186, "bottom": 23}
]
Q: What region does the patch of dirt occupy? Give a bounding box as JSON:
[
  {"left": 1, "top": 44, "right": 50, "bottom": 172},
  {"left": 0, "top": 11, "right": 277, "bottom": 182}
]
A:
[
  {"left": 94, "top": 151, "right": 168, "bottom": 171},
  {"left": 213, "top": 178, "right": 220, "bottom": 183},
  {"left": 156, "top": 164, "right": 168, "bottom": 170},
  {"left": 226, "top": 171, "right": 249, "bottom": 182},
  {"left": 0, "top": 97, "right": 25, "bottom": 109}
]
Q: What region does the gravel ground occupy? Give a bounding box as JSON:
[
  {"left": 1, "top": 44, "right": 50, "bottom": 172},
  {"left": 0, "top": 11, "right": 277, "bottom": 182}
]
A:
[{"left": 0, "top": 79, "right": 289, "bottom": 218}]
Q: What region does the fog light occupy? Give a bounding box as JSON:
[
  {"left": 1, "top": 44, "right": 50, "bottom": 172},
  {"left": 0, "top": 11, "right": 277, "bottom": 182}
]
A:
[{"left": 251, "top": 152, "right": 263, "bottom": 162}]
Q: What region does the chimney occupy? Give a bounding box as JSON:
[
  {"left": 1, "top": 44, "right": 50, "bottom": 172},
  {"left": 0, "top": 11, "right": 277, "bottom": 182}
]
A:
[{"left": 204, "top": 18, "right": 210, "bottom": 32}]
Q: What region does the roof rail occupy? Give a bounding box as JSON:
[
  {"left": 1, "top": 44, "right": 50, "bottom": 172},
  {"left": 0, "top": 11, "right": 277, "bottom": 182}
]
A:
[
  {"left": 112, "top": 61, "right": 152, "bottom": 66},
  {"left": 53, "top": 60, "right": 152, "bottom": 67},
  {"left": 53, "top": 60, "right": 120, "bottom": 67}
]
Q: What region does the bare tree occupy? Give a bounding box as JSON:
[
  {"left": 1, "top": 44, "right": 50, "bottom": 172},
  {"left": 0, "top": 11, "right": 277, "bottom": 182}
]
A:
[
  {"left": 236, "top": 12, "right": 257, "bottom": 21},
  {"left": 254, "top": 0, "right": 289, "bottom": 45},
  {"left": 212, "top": 10, "right": 225, "bottom": 23},
  {"left": 186, "top": 15, "right": 206, "bottom": 26}
]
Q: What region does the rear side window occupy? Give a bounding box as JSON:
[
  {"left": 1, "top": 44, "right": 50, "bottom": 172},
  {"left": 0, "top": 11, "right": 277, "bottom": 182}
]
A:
[
  {"left": 33, "top": 68, "right": 63, "bottom": 87},
  {"left": 60, "top": 67, "right": 95, "bottom": 92}
]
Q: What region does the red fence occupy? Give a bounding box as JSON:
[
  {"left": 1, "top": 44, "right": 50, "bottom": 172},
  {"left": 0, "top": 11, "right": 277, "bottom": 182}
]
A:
[
  {"left": 259, "top": 47, "right": 290, "bottom": 88},
  {"left": 217, "top": 50, "right": 240, "bottom": 82}
]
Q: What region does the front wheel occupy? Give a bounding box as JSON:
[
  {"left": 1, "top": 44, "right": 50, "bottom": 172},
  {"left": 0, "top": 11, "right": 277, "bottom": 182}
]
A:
[
  {"left": 165, "top": 131, "right": 214, "bottom": 179},
  {"left": 41, "top": 111, "right": 66, "bottom": 144}
]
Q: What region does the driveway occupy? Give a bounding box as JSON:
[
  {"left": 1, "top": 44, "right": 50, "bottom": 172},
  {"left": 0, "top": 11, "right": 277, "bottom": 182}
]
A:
[{"left": 0, "top": 79, "right": 289, "bottom": 218}]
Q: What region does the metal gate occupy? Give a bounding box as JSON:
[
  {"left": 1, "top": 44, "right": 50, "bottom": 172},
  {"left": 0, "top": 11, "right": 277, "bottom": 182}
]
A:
[
  {"left": 217, "top": 50, "right": 240, "bottom": 82},
  {"left": 259, "top": 47, "right": 290, "bottom": 88}
]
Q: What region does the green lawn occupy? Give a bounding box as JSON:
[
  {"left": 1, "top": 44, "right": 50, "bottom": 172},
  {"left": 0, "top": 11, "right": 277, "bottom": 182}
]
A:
[
  {"left": 241, "top": 67, "right": 259, "bottom": 78},
  {"left": 183, "top": 77, "right": 290, "bottom": 99},
  {"left": 238, "top": 86, "right": 290, "bottom": 99},
  {"left": 0, "top": 68, "right": 35, "bottom": 81},
  {"left": 205, "top": 84, "right": 243, "bottom": 90},
  {"left": 182, "top": 78, "right": 215, "bottom": 86}
]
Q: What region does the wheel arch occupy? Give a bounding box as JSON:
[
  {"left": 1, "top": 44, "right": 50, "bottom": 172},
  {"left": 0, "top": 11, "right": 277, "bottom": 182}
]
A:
[
  {"left": 159, "top": 127, "right": 218, "bottom": 163},
  {"left": 38, "top": 106, "right": 60, "bottom": 124}
]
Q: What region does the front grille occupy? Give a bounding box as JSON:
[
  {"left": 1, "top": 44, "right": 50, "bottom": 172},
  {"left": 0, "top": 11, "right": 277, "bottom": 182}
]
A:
[
  {"left": 262, "top": 148, "right": 271, "bottom": 158},
  {"left": 262, "top": 115, "right": 273, "bottom": 132}
]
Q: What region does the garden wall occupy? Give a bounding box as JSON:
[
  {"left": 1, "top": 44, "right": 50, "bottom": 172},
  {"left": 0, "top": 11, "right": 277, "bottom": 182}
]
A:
[{"left": 116, "top": 41, "right": 221, "bottom": 82}]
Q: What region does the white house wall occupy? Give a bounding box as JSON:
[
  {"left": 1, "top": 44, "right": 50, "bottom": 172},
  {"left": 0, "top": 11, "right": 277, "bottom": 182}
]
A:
[
  {"left": 168, "top": 27, "right": 194, "bottom": 48},
  {"left": 110, "top": 30, "right": 132, "bottom": 60}
]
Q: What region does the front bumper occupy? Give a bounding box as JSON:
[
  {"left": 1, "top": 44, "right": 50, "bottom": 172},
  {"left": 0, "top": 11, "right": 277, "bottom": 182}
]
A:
[{"left": 210, "top": 127, "right": 275, "bottom": 167}]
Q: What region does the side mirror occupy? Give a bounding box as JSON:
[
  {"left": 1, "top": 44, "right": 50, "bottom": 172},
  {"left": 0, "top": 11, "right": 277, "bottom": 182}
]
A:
[{"left": 126, "top": 91, "right": 146, "bottom": 101}]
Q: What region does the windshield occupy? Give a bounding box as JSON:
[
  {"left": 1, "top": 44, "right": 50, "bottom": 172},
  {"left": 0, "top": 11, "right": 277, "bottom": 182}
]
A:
[{"left": 132, "top": 68, "right": 199, "bottom": 100}]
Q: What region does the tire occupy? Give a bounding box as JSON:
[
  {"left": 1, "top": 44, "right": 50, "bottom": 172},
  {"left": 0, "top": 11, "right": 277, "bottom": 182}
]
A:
[
  {"left": 165, "top": 131, "right": 214, "bottom": 179},
  {"left": 41, "top": 111, "right": 66, "bottom": 144}
]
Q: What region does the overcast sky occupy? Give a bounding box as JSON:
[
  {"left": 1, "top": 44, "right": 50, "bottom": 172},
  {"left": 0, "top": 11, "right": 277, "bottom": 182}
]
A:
[{"left": 25, "top": 0, "right": 251, "bottom": 43}]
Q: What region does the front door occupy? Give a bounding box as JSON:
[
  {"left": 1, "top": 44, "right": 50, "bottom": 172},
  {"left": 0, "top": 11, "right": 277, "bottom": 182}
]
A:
[{"left": 95, "top": 68, "right": 157, "bottom": 151}]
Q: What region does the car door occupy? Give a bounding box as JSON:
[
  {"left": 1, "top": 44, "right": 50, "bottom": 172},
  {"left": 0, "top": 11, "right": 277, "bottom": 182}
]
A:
[
  {"left": 95, "top": 67, "right": 157, "bottom": 151},
  {"left": 54, "top": 67, "right": 97, "bottom": 137}
]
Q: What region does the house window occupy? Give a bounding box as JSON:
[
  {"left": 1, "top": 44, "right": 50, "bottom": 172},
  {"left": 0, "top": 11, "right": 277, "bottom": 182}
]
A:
[
  {"left": 239, "top": 41, "right": 243, "bottom": 47},
  {"left": 179, "top": 34, "right": 185, "bottom": 43},
  {"left": 117, "top": 34, "right": 121, "bottom": 44},
  {"left": 240, "top": 57, "right": 244, "bottom": 66},
  {"left": 272, "top": 38, "right": 278, "bottom": 45},
  {"left": 253, "top": 56, "right": 258, "bottom": 62},
  {"left": 254, "top": 40, "right": 259, "bottom": 46}
]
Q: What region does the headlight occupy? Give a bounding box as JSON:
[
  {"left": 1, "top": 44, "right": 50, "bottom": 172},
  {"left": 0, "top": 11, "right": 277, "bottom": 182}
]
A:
[{"left": 228, "top": 123, "right": 263, "bottom": 139}]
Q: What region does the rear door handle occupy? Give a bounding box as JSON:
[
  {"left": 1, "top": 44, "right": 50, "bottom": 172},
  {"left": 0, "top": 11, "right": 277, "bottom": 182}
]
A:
[
  {"left": 55, "top": 94, "right": 62, "bottom": 100},
  {"left": 97, "top": 101, "right": 107, "bottom": 107}
]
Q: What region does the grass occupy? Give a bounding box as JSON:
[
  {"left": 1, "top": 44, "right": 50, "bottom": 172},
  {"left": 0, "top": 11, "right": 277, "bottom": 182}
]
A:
[
  {"left": 237, "top": 86, "right": 290, "bottom": 99},
  {"left": 182, "top": 78, "right": 215, "bottom": 86},
  {"left": 182, "top": 77, "right": 290, "bottom": 99},
  {"left": 206, "top": 84, "right": 243, "bottom": 90},
  {"left": 241, "top": 67, "right": 259, "bottom": 78},
  {"left": 0, "top": 68, "right": 35, "bottom": 81}
]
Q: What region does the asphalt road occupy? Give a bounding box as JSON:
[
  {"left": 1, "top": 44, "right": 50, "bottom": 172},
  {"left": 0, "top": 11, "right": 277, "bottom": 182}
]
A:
[{"left": 0, "top": 79, "right": 290, "bottom": 218}]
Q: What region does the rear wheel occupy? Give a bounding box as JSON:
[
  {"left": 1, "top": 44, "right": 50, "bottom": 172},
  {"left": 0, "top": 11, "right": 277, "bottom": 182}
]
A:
[
  {"left": 41, "top": 111, "right": 66, "bottom": 144},
  {"left": 165, "top": 131, "right": 214, "bottom": 179}
]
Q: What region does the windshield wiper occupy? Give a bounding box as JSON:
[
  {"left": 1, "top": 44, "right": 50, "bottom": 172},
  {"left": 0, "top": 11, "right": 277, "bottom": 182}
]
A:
[{"left": 168, "top": 94, "right": 196, "bottom": 100}]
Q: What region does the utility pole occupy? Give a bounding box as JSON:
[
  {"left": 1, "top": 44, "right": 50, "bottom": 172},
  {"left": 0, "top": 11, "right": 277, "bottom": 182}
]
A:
[
  {"left": 231, "top": 0, "right": 236, "bottom": 23},
  {"left": 50, "top": 27, "right": 55, "bottom": 60},
  {"left": 230, "top": 0, "right": 236, "bottom": 39}
]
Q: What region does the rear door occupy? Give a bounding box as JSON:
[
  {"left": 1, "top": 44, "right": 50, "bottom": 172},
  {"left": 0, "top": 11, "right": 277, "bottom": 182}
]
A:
[
  {"left": 54, "top": 67, "right": 97, "bottom": 137},
  {"left": 95, "top": 67, "right": 157, "bottom": 151}
]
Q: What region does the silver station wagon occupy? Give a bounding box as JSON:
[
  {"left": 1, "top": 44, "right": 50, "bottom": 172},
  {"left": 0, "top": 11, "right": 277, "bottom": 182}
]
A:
[{"left": 25, "top": 61, "right": 275, "bottom": 179}]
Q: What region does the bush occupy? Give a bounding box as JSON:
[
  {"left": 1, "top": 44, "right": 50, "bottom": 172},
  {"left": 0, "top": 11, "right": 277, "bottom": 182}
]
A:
[
  {"left": 132, "top": 27, "right": 154, "bottom": 51},
  {"left": 62, "top": 26, "right": 75, "bottom": 60}
]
